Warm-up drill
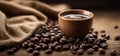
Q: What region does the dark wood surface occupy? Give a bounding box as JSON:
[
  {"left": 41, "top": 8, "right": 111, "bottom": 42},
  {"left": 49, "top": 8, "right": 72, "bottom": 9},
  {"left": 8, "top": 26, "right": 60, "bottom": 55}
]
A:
[{"left": 0, "top": 9, "right": 120, "bottom": 56}]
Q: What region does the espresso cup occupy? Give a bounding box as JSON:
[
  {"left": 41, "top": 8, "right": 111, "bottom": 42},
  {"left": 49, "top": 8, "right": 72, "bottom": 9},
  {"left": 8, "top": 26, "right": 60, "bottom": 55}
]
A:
[{"left": 58, "top": 9, "right": 94, "bottom": 39}]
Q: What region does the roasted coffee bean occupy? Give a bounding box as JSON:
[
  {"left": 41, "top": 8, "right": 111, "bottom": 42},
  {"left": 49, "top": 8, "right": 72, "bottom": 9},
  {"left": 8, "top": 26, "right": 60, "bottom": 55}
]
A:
[
  {"left": 105, "top": 34, "right": 110, "bottom": 39},
  {"left": 22, "top": 42, "right": 28, "bottom": 48},
  {"left": 28, "top": 43, "right": 34, "bottom": 47},
  {"left": 100, "top": 30, "right": 106, "bottom": 33},
  {"left": 43, "top": 38, "right": 50, "bottom": 43},
  {"left": 92, "top": 33, "right": 98, "bottom": 39},
  {"left": 90, "top": 28, "right": 94, "bottom": 32},
  {"left": 79, "top": 43, "right": 86, "bottom": 49},
  {"left": 45, "top": 49, "right": 52, "bottom": 54},
  {"left": 53, "top": 42, "right": 59, "bottom": 46},
  {"left": 35, "top": 34, "right": 41, "bottom": 38},
  {"left": 27, "top": 47, "right": 34, "bottom": 53},
  {"left": 87, "top": 48, "right": 94, "bottom": 54},
  {"left": 70, "top": 45, "right": 77, "bottom": 51},
  {"left": 77, "top": 49, "right": 84, "bottom": 55},
  {"left": 94, "top": 31, "right": 98, "bottom": 35},
  {"left": 55, "top": 45, "right": 61, "bottom": 51},
  {"left": 62, "top": 44, "right": 70, "bottom": 50},
  {"left": 114, "top": 25, "right": 119, "bottom": 29},
  {"left": 35, "top": 45, "right": 41, "bottom": 51},
  {"left": 33, "top": 50, "right": 40, "bottom": 56},
  {"left": 59, "top": 37, "right": 66, "bottom": 44},
  {"left": 7, "top": 49, "right": 14, "bottom": 55},
  {"left": 100, "top": 43, "right": 108, "bottom": 49},
  {"left": 50, "top": 33, "right": 56, "bottom": 36},
  {"left": 85, "top": 44, "right": 93, "bottom": 49},
  {"left": 42, "top": 44, "right": 48, "bottom": 49},
  {"left": 98, "top": 48, "right": 105, "bottom": 55},
  {"left": 101, "top": 33, "right": 106, "bottom": 37},
  {"left": 51, "top": 36, "right": 56, "bottom": 42},
  {"left": 42, "top": 33, "right": 50, "bottom": 37},
  {"left": 110, "top": 49, "right": 117, "bottom": 56},
  {"left": 71, "top": 50, "right": 76, "bottom": 54},
  {"left": 12, "top": 47, "right": 18, "bottom": 52},
  {"left": 93, "top": 45, "right": 99, "bottom": 51},
  {"left": 114, "top": 35, "right": 120, "bottom": 40}
]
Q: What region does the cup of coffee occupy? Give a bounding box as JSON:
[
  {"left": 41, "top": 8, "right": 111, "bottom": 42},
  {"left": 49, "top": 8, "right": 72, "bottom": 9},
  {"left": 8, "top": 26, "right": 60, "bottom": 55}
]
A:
[{"left": 58, "top": 9, "right": 94, "bottom": 39}]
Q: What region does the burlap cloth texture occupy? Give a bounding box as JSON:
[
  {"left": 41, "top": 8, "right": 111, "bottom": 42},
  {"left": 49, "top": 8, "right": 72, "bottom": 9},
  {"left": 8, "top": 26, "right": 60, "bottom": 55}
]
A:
[{"left": 0, "top": 1, "right": 69, "bottom": 46}]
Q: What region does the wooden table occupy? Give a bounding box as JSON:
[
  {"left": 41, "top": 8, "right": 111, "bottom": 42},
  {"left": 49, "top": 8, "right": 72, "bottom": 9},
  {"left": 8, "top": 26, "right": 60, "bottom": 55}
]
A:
[{"left": 0, "top": 9, "right": 120, "bottom": 56}]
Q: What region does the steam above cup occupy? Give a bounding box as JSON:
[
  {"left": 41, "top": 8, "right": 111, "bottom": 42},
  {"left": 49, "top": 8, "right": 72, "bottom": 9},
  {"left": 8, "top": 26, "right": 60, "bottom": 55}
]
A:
[{"left": 58, "top": 9, "right": 94, "bottom": 39}]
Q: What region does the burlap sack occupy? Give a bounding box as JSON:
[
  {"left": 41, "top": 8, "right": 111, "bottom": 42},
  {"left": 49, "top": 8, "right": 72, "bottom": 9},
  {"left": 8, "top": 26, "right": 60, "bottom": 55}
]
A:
[{"left": 0, "top": 1, "right": 69, "bottom": 46}]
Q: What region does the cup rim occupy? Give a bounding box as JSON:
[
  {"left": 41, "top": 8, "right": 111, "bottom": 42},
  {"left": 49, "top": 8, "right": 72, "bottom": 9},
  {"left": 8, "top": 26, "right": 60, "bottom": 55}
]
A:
[{"left": 58, "top": 9, "right": 94, "bottom": 21}]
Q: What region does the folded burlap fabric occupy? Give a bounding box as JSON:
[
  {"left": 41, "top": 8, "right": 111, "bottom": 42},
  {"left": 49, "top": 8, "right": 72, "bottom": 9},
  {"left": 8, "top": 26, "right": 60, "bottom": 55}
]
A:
[{"left": 0, "top": 1, "right": 69, "bottom": 46}]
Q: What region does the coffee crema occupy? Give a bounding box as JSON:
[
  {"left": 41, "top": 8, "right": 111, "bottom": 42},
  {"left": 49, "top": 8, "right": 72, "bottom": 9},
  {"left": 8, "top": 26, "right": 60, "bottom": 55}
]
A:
[{"left": 62, "top": 14, "right": 90, "bottom": 19}]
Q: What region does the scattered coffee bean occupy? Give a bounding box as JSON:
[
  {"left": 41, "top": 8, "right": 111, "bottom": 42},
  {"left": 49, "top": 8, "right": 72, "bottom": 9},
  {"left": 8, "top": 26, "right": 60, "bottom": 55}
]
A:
[
  {"left": 27, "top": 47, "right": 34, "bottom": 53},
  {"left": 71, "top": 50, "right": 76, "bottom": 54},
  {"left": 87, "top": 48, "right": 94, "bottom": 54},
  {"left": 110, "top": 49, "right": 117, "bottom": 56},
  {"left": 62, "top": 44, "right": 70, "bottom": 50},
  {"left": 93, "top": 45, "right": 99, "bottom": 51},
  {"left": 45, "top": 49, "right": 52, "bottom": 54},
  {"left": 55, "top": 45, "right": 62, "bottom": 51},
  {"left": 7, "top": 49, "right": 14, "bottom": 55},
  {"left": 100, "top": 43, "right": 108, "bottom": 49},
  {"left": 22, "top": 42, "right": 28, "bottom": 48},
  {"left": 35, "top": 45, "right": 41, "bottom": 51},
  {"left": 77, "top": 49, "right": 84, "bottom": 55},
  {"left": 100, "top": 30, "right": 106, "bottom": 33},
  {"left": 114, "top": 25, "right": 119, "bottom": 29},
  {"left": 114, "top": 35, "right": 120, "bottom": 40},
  {"left": 70, "top": 45, "right": 77, "bottom": 51},
  {"left": 98, "top": 48, "right": 105, "bottom": 55},
  {"left": 32, "top": 50, "right": 40, "bottom": 56}
]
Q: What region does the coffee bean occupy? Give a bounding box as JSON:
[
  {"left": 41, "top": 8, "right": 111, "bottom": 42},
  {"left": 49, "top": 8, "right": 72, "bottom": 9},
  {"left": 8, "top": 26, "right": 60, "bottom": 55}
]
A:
[
  {"left": 43, "top": 38, "right": 50, "bottom": 43},
  {"left": 98, "top": 48, "right": 105, "bottom": 55},
  {"left": 110, "top": 49, "right": 117, "bottom": 56},
  {"left": 28, "top": 43, "right": 34, "bottom": 47},
  {"left": 53, "top": 42, "right": 59, "bottom": 46},
  {"left": 114, "top": 25, "right": 119, "bottom": 29},
  {"left": 62, "top": 44, "right": 70, "bottom": 50},
  {"left": 94, "top": 31, "right": 98, "bottom": 35},
  {"left": 42, "top": 44, "right": 48, "bottom": 50},
  {"left": 100, "top": 43, "right": 108, "bottom": 49},
  {"left": 27, "top": 47, "right": 34, "bottom": 53},
  {"left": 105, "top": 34, "right": 110, "bottom": 39},
  {"left": 35, "top": 45, "right": 41, "bottom": 51},
  {"left": 87, "top": 48, "right": 94, "bottom": 54},
  {"left": 100, "top": 30, "right": 106, "bottom": 33},
  {"left": 101, "top": 33, "right": 106, "bottom": 37},
  {"left": 7, "top": 49, "right": 14, "bottom": 55},
  {"left": 32, "top": 50, "right": 40, "bottom": 56},
  {"left": 114, "top": 35, "right": 120, "bottom": 40},
  {"left": 59, "top": 38, "right": 66, "bottom": 44},
  {"left": 85, "top": 44, "right": 93, "bottom": 49},
  {"left": 55, "top": 45, "right": 61, "bottom": 51},
  {"left": 93, "top": 45, "right": 99, "bottom": 51},
  {"left": 45, "top": 49, "right": 52, "bottom": 54},
  {"left": 22, "top": 42, "right": 28, "bottom": 48},
  {"left": 77, "top": 49, "right": 84, "bottom": 55},
  {"left": 51, "top": 36, "right": 56, "bottom": 42},
  {"left": 70, "top": 45, "right": 77, "bottom": 51},
  {"left": 71, "top": 50, "right": 76, "bottom": 54},
  {"left": 79, "top": 43, "right": 86, "bottom": 49}
]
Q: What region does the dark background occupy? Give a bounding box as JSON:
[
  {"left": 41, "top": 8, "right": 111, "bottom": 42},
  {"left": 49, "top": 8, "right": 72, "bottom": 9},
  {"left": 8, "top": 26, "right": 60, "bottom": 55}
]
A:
[{"left": 40, "top": 0, "right": 120, "bottom": 9}]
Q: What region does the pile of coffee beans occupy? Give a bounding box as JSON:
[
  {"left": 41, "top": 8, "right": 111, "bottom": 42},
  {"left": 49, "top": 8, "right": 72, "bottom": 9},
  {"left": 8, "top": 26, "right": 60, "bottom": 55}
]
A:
[{"left": 2, "top": 20, "right": 118, "bottom": 56}]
